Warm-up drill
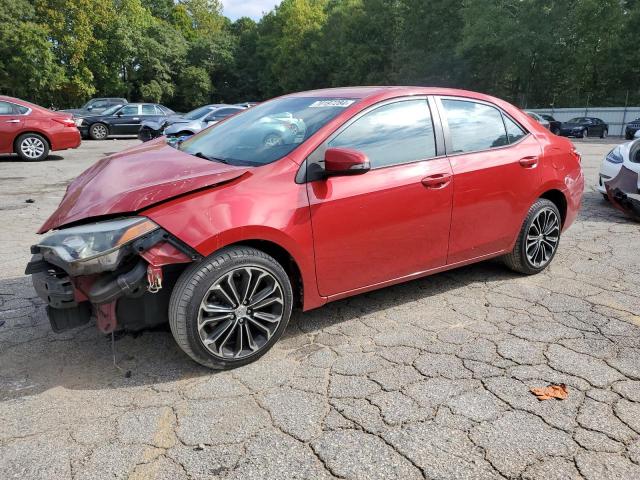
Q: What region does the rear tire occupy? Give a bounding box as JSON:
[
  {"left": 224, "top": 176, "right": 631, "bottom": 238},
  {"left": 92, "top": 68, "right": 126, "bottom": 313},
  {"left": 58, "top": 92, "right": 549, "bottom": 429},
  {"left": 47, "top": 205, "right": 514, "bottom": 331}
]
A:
[
  {"left": 16, "top": 133, "right": 49, "bottom": 161},
  {"left": 581, "top": 129, "right": 588, "bottom": 139},
  {"left": 600, "top": 129, "right": 608, "bottom": 139},
  {"left": 89, "top": 123, "right": 109, "bottom": 140},
  {"left": 169, "top": 246, "right": 293, "bottom": 370},
  {"left": 503, "top": 199, "right": 562, "bottom": 275}
]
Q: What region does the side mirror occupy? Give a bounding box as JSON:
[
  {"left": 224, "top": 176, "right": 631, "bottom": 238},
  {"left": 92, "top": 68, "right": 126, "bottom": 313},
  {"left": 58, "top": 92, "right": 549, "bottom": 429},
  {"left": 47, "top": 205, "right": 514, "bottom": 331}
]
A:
[
  {"left": 116, "top": 112, "right": 123, "bottom": 117},
  {"left": 87, "top": 106, "right": 93, "bottom": 111},
  {"left": 324, "top": 147, "right": 370, "bottom": 176}
]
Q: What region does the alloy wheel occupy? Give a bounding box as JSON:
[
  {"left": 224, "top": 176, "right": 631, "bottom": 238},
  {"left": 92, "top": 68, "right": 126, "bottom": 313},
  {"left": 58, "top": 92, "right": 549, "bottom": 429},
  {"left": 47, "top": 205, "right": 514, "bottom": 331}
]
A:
[
  {"left": 92, "top": 124, "right": 108, "bottom": 139},
  {"left": 525, "top": 207, "right": 560, "bottom": 268},
  {"left": 20, "top": 137, "right": 45, "bottom": 160},
  {"left": 197, "top": 266, "right": 284, "bottom": 359}
]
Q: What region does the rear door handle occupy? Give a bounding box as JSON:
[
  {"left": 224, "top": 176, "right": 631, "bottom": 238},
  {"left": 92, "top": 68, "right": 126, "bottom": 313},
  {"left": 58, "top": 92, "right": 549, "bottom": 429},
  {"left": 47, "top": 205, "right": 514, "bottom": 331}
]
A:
[
  {"left": 5, "top": 119, "right": 20, "bottom": 123},
  {"left": 519, "top": 156, "right": 539, "bottom": 168},
  {"left": 421, "top": 173, "right": 452, "bottom": 189}
]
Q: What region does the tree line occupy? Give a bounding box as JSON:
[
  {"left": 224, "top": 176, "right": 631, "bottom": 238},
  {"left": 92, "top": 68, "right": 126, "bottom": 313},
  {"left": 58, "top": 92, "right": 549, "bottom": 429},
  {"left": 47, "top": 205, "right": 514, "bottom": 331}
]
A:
[{"left": 2, "top": 0, "right": 639, "bottom": 111}]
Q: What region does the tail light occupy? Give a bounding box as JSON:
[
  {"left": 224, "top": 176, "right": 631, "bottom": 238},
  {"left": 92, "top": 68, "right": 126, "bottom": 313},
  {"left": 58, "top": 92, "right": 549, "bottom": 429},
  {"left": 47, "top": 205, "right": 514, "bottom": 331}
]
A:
[
  {"left": 53, "top": 117, "right": 76, "bottom": 128},
  {"left": 570, "top": 147, "right": 581, "bottom": 163}
]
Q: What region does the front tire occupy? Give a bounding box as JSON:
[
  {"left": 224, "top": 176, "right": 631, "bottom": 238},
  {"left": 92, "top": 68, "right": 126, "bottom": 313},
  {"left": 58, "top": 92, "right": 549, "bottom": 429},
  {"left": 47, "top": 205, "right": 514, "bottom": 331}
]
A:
[
  {"left": 169, "top": 246, "right": 293, "bottom": 370},
  {"left": 89, "top": 123, "right": 109, "bottom": 140},
  {"left": 503, "top": 199, "right": 562, "bottom": 275},
  {"left": 16, "top": 133, "right": 49, "bottom": 161},
  {"left": 600, "top": 129, "right": 608, "bottom": 139},
  {"left": 581, "top": 128, "right": 588, "bottom": 139}
]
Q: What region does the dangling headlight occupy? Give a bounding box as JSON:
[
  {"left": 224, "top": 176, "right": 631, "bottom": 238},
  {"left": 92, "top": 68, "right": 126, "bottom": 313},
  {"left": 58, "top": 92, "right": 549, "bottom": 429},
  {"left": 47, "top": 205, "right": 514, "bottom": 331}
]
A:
[{"left": 37, "top": 217, "right": 158, "bottom": 274}]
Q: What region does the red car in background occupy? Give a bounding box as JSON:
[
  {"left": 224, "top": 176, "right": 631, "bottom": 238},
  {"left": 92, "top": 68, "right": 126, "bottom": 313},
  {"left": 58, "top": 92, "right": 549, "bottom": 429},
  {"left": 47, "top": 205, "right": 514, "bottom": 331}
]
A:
[
  {"left": 0, "top": 95, "right": 81, "bottom": 161},
  {"left": 26, "top": 87, "right": 584, "bottom": 370}
]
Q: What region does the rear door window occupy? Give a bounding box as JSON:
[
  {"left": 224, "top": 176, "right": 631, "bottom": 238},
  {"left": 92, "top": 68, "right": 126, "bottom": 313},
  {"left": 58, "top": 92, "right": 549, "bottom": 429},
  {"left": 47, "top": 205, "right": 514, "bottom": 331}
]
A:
[
  {"left": 120, "top": 105, "right": 139, "bottom": 116},
  {"left": 503, "top": 116, "right": 526, "bottom": 144},
  {"left": 0, "top": 101, "right": 15, "bottom": 114},
  {"left": 441, "top": 99, "right": 510, "bottom": 153},
  {"left": 141, "top": 104, "right": 157, "bottom": 115}
]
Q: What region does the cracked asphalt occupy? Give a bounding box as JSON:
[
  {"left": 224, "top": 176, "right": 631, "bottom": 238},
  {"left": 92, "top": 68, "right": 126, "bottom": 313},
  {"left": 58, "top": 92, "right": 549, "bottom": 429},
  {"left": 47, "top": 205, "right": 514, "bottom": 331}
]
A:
[{"left": 1, "top": 138, "right": 639, "bottom": 479}]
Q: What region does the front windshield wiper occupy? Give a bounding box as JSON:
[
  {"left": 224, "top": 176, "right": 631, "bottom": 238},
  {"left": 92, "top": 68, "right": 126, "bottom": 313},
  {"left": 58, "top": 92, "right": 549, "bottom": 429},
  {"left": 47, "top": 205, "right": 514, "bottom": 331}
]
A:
[{"left": 192, "top": 151, "right": 231, "bottom": 165}]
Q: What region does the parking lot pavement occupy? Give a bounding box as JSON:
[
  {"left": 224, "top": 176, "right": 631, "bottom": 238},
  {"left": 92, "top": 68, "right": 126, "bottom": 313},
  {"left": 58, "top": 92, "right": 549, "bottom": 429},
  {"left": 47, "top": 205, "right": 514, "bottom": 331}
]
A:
[{"left": 1, "top": 138, "right": 639, "bottom": 479}]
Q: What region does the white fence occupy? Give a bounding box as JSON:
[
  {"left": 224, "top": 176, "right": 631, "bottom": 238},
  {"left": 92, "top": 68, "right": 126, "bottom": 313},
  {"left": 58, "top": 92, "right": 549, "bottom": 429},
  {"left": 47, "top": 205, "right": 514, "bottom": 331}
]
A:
[{"left": 529, "top": 107, "right": 640, "bottom": 136}]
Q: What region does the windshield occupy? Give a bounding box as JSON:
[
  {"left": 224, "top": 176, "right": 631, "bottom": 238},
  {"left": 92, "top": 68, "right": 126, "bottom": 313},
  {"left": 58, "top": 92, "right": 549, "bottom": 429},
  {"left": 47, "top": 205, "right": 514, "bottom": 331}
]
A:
[
  {"left": 102, "top": 104, "right": 123, "bottom": 116},
  {"left": 179, "top": 97, "right": 359, "bottom": 166},
  {"left": 568, "top": 117, "right": 588, "bottom": 123},
  {"left": 182, "top": 106, "right": 214, "bottom": 121}
]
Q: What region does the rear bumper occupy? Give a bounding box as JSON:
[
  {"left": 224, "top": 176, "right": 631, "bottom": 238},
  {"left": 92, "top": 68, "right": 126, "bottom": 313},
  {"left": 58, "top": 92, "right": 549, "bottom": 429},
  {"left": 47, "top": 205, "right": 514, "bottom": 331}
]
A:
[
  {"left": 51, "top": 129, "right": 81, "bottom": 151},
  {"left": 563, "top": 169, "right": 585, "bottom": 231}
]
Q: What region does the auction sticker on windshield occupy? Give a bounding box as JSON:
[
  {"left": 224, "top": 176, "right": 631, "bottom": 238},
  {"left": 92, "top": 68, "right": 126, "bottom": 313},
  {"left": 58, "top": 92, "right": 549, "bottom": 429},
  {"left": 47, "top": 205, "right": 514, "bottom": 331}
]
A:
[{"left": 309, "top": 100, "right": 356, "bottom": 108}]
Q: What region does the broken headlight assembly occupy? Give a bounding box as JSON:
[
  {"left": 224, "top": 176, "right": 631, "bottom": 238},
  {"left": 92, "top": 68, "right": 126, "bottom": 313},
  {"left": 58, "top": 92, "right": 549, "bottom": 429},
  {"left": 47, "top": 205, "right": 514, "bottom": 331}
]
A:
[{"left": 35, "top": 217, "right": 159, "bottom": 275}]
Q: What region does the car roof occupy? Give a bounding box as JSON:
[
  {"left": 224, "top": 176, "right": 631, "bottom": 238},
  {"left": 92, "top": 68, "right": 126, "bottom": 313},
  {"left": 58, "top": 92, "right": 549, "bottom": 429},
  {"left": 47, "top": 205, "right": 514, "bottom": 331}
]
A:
[
  {"left": 0, "top": 95, "right": 52, "bottom": 113},
  {"left": 282, "top": 86, "right": 525, "bottom": 110}
]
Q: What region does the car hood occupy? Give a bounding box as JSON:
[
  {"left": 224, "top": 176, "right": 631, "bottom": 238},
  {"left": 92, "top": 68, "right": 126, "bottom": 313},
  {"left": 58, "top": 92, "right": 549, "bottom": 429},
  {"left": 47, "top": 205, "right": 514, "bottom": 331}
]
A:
[
  {"left": 165, "top": 120, "right": 203, "bottom": 134},
  {"left": 141, "top": 115, "right": 184, "bottom": 131},
  {"left": 38, "top": 140, "right": 251, "bottom": 233}
]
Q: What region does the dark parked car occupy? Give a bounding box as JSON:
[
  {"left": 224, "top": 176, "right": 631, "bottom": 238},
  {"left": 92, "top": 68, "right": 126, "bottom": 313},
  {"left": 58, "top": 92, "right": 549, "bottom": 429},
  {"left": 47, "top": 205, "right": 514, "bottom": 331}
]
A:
[
  {"left": 625, "top": 118, "right": 640, "bottom": 139},
  {"left": 77, "top": 103, "right": 175, "bottom": 140},
  {"left": 138, "top": 104, "right": 244, "bottom": 142},
  {"left": 61, "top": 97, "right": 128, "bottom": 117},
  {"left": 559, "top": 117, "right": 608, "bottom": 138},
  {"left": 540, "top": 114, "right": 562, "bottom": 135}
]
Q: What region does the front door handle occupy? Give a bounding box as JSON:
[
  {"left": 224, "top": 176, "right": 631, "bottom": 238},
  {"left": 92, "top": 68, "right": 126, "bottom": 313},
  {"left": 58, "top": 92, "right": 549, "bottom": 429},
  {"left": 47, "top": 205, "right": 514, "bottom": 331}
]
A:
[
  {"left": 133, "top": 117, "right": 139, "bottom": 121},
  {"left": 422, "top": 173, "right": 452, "bottom": 189},
  {"left": 519, "top": 156, "right": 539, "bottom": 168},
  {"left": 5, "top": 119, "right": 20, "bottom": 123}
]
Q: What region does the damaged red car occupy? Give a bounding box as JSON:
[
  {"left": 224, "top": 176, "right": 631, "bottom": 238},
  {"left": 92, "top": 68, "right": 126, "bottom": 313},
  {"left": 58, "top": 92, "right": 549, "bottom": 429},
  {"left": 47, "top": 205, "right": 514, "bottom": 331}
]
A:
[{"left": 26, "top": 87, "right": 584, "bottom": 369}]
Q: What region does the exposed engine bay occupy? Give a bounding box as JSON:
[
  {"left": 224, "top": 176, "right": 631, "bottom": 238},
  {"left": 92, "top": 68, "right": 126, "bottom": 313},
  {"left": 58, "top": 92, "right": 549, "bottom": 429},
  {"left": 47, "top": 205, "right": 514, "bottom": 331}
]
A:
[{"left": 25, "top": 219, "right": 198, "bottom": 334}]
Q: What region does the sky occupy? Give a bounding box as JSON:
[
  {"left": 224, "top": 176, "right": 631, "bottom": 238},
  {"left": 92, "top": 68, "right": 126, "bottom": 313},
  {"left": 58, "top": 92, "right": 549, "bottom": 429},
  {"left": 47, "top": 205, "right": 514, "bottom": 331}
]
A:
[{"left": 221, "top": 0, "right": 282, "bottom": 20}]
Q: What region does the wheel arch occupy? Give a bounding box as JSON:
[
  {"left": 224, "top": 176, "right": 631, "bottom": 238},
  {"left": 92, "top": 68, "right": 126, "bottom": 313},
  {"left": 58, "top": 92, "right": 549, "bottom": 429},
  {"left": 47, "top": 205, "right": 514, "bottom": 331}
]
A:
[
  {"left": 223, "top": 239, "right": 304, "bottom": 309},
  {"left": 539, "top": 188, "right": 568, "bottom": 226},
  {"left": 90, "top": 121, "right": 110, "bottom": 134},
  {"left": 13, "top": 130, "right": 52, "bottom": 153}
]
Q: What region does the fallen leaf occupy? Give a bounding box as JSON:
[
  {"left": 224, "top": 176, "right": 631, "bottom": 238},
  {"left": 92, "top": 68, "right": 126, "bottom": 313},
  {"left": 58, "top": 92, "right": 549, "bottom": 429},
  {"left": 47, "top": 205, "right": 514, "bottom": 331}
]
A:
[{"left": 530, "top": 383, "right": 568, "bottom": 401}]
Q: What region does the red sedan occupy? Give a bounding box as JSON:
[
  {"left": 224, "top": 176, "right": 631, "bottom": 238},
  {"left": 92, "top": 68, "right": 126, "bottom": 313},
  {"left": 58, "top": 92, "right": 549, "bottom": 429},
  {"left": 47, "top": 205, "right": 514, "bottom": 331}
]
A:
[
  {"left": 27, "top": 87, "right": 584, "bottom": 369},
  {"left": 0, "top": 95, "right": 81, "bottom": 161}
]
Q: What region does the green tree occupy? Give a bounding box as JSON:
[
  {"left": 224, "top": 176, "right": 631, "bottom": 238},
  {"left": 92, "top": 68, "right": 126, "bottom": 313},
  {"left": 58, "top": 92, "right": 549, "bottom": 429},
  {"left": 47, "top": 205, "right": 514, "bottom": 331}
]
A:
[{"left": 0, "top": 0, "right": 64, "bottom": 105}]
